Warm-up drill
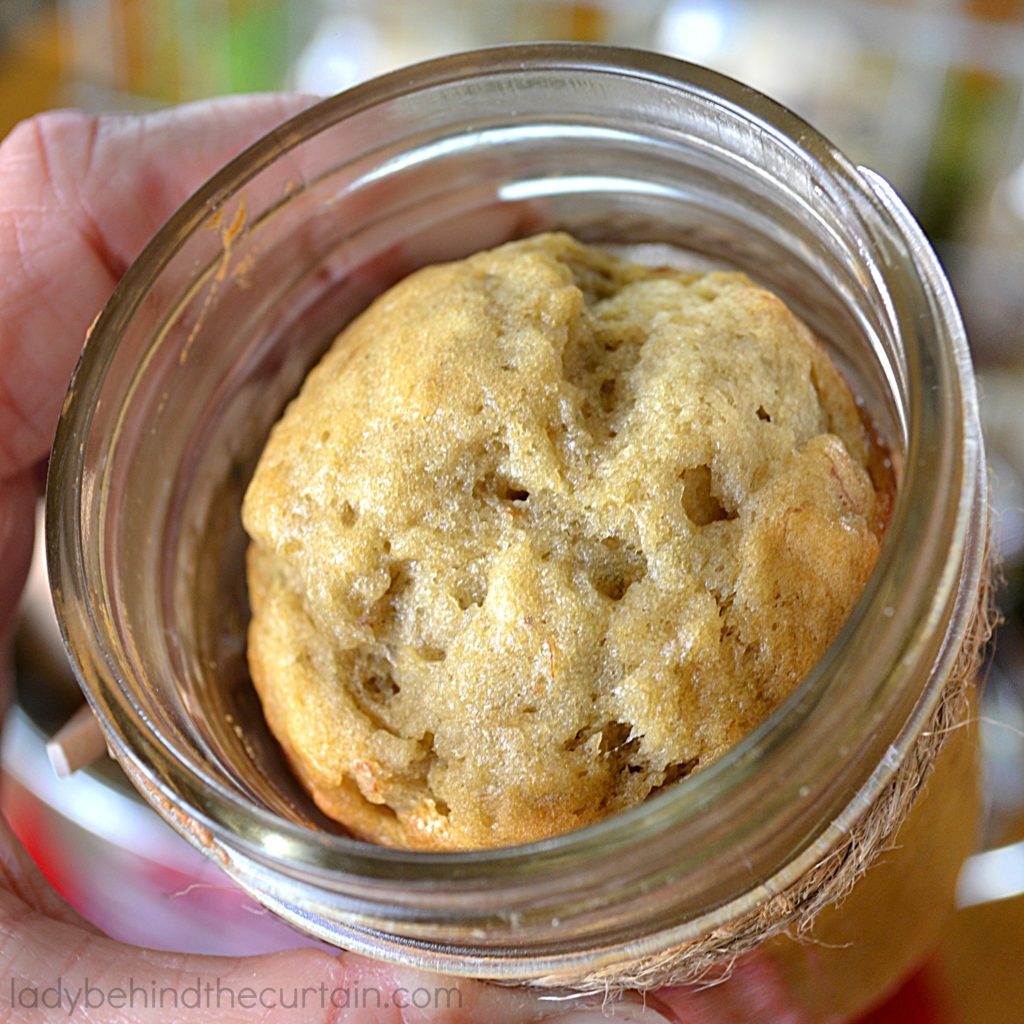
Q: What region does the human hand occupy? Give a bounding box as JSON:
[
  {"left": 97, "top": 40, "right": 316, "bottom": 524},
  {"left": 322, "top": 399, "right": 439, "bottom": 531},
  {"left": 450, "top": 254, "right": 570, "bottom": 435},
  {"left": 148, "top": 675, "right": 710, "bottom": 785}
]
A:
[{"left": 0, "top": 94, "right": 690, "bottom": 1024}]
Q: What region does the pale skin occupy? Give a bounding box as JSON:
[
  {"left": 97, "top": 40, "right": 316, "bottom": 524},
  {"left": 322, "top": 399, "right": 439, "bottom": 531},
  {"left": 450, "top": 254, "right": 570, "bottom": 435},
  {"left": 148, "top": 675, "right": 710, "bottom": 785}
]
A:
[{"left": 0, "top": 94, "right": 815, "bottom": 1024}]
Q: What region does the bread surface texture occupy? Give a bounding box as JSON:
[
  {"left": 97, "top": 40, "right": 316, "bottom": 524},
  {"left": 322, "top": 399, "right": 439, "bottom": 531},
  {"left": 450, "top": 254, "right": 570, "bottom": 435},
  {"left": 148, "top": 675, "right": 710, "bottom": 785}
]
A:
[{"left": 242, "top": 232, "right": 882, "bottom": 850}]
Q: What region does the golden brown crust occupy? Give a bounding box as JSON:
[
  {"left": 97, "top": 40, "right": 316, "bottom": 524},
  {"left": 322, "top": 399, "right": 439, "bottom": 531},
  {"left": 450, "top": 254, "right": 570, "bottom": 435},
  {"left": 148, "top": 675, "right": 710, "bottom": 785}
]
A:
[{"left": 242, "top": 232, "right": 882, "bottom": 850}]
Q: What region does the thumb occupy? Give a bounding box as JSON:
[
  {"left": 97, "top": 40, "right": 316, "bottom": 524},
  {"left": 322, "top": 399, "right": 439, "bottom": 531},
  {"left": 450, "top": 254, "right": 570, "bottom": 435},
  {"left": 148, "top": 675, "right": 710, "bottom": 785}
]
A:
[{"left": 0, "top": 93, "right": 316, "bottom": 482}]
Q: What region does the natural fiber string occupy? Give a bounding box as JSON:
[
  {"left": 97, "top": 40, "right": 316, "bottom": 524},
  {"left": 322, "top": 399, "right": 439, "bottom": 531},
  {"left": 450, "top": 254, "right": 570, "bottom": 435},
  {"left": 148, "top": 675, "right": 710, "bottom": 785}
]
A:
[{"left": 538, "top": 524, "right": 997, "bottom": 995}]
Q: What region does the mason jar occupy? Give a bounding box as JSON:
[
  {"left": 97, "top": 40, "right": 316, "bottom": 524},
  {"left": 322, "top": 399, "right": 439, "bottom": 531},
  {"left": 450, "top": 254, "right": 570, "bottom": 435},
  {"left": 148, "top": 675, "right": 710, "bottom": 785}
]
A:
[{"left": 47, "top": 43, "right": 989, "bottom": 1021}]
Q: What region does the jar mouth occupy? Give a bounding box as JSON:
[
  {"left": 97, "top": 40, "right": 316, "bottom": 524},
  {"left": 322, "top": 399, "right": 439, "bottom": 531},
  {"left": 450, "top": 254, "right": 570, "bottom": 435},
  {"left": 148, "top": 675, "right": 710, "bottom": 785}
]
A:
[{"left": 47, "top": 42, "right": 984, "bottom": 953}]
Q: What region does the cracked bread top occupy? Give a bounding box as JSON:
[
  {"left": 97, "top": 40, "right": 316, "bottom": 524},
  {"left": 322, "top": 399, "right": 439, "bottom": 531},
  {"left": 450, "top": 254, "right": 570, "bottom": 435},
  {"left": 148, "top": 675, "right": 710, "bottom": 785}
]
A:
[{"left": 242, "top": 232, "right": 883, "bottom": 850}]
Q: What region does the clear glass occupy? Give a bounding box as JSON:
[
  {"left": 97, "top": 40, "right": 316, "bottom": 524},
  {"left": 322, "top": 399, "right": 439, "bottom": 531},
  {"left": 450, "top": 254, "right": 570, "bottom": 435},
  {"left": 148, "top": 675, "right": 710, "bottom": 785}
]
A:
[{"left": 47, "top": 43, "right": 987, "bottom": 1019}]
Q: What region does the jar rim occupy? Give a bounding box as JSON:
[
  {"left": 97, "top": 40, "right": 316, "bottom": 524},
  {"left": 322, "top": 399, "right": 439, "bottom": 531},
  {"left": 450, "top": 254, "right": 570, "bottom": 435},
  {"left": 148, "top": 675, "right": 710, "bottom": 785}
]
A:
[{"left": 46, "top": 41, "right": 985, "bottom": 953}]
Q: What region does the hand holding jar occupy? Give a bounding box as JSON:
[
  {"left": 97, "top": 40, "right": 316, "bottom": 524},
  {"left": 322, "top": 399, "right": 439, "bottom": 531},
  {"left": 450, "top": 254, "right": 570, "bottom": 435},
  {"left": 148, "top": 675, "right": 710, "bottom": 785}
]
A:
[{"left": 6, "top": 46, "right": 992, "bottom": 1024}]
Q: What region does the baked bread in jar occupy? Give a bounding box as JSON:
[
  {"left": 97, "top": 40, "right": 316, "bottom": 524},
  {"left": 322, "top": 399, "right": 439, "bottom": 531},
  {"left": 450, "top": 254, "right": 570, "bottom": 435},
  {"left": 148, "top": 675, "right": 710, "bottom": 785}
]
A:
[{"left": 242, "top": 232, "right": 883, "bottom": 850}]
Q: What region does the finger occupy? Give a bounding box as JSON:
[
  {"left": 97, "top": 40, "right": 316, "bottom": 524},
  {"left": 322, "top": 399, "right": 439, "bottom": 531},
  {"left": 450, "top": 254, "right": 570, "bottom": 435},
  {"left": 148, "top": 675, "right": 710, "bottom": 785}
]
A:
[
  {"left": 0, "top": 790, "right": 579, "bottom": 1024},
  {"left": 0, "top": 910, "right": 578, "bottom": 1023},
  {"left": 0, "top": 93, "right": 316, "bottom": 482}
]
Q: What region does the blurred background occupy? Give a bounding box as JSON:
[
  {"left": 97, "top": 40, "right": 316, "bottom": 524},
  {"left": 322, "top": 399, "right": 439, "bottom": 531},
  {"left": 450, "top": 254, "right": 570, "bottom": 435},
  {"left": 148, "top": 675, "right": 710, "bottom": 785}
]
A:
[
  {"left": 3, "top": 0, "right": 1024, "bottom": 370},
  {"left": 2, "top": 2, "right": 1023, "bottom": 1022}
]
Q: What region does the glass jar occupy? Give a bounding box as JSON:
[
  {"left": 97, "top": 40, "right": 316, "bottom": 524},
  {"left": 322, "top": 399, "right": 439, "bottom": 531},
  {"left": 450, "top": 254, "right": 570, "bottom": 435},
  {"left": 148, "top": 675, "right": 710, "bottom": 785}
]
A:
[{"left": 47, "top": 43, "right": 988, "bottom": 1020}]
